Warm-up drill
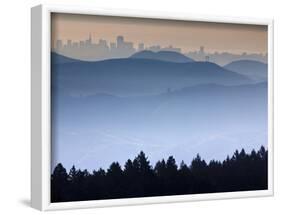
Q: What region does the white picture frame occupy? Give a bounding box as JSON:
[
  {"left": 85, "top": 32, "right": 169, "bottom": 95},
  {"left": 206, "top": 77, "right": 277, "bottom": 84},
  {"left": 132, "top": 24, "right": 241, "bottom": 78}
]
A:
[{"left": 31, "top": 4, "right": 274, "bottom": 211}]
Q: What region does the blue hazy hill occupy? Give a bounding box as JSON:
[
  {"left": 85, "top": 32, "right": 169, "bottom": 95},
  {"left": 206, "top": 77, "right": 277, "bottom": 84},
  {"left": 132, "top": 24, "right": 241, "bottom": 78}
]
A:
[
  {"left": 52, "top": 52, "right": 252, "bottom": 97},
  {"left": 130, "top": 50, "right": 194, "bottom": 63},
  {"left": 224, "top": 60, "right": 267, "bottom": 81},
  {"left": 52, "top": 82, "right": 267, "bottom": 170},
  {"left": 51, "top": 52, "right": 85, "bottom": 64},
  {"left": 167, "top": 81, "right": 267, "bottom": 97}
]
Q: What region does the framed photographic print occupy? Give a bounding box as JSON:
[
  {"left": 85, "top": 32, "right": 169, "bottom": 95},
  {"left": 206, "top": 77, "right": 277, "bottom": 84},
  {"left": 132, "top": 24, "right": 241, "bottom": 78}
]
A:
[{"left": 31, "top": 4, "right": 274, "bottom": 211}]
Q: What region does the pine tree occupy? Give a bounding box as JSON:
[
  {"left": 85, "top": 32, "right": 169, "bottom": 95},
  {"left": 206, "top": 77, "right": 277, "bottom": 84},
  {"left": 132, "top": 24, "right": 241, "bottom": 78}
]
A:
[{"left": 51, "top": 163, "right": 68, "bottom": 202}]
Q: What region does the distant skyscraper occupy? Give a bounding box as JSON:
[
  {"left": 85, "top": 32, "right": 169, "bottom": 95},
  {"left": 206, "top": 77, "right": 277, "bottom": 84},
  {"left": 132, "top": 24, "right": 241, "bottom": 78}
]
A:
[
  {"left": 138, "top": 43, "right": 144, "bottom": 51},
  {"left": 56, "top": 40, "right": 63, "bottom": 50},
  {"left": 89, "top": 33, "right": 92, "bottom": 43},
  {"left": 199, "top": 46, "right": 205, "bottom": 54},
  {"left": 198, "top": 46, "right": 205, "bottom": 61},
  {"left": 79, "top": 40, "right": 85, "bottom": 48},
  {"left": 72, "top": 42, "right": 79, "bottom": 49},
  {"left": 85, "top": 33, "right": 92, "bottom": 46},
  {"left": 117, "top": 36, "right": 124, "bottom": 48},
  {"left": 67, "top": 39, "right": 72, "bottom": 48}
]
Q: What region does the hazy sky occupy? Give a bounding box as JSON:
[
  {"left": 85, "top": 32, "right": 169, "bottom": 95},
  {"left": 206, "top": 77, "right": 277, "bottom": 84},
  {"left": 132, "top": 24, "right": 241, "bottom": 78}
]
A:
[{"left": 51, "top": 13, "right": 267, "bottom": 54}]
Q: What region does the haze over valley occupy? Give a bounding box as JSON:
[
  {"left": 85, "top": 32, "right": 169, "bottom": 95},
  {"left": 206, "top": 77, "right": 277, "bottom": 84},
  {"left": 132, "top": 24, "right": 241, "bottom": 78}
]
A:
[{"left": 51, "top": 51, "right": 268, "bottom": 170}]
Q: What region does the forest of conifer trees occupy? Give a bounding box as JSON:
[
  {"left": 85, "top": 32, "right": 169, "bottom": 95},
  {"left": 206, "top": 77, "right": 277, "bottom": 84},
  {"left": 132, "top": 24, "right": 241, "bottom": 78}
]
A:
[{"left": 51, "top": 146, "right": 268, "bottom": 202}]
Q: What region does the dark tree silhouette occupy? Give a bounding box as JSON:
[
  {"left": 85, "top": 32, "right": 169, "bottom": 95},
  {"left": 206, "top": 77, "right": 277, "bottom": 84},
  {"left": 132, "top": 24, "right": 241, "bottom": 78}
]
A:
[
  {"left": 123, "top": 159, "right": 139, "bottom": 197},
  {"left": 106, "top": 162, "right": 124, "bottom": 198},
  {"left": 51, "top": 163, "right": 68, "bottom": 202},
  {"left": 131, "top": 151, "right": 156, "bottom": 197},
  {"left": 51, "top": 146, "right": 268, "bottom": 202},
  {"left": 177, "top": 161, "right": 193, "bottom": 194}
]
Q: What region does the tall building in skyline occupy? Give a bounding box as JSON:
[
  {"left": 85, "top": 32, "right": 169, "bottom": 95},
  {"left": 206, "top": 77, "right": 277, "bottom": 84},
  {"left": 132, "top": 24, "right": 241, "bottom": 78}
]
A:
[
  {"left": 116, "top": 35, "right": 124, "bottom": 49},
  {"left": 85, "top": 33, "right": 92, "bottom": 46},
  {"left": 56, "top": 40, "right": 63, "bottom": 50},
  {"left": 138, "top": 43, "right": 145, "bottom": 51}
]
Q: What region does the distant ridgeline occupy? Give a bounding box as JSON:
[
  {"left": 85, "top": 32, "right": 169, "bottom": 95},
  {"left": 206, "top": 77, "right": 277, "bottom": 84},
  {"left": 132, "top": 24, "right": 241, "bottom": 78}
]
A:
[
  {"left": 51, "top": 51, "right": 268, "bottom": 97},
  {"left": 51, "top": 146, "right": 268, "bottom": 202}
]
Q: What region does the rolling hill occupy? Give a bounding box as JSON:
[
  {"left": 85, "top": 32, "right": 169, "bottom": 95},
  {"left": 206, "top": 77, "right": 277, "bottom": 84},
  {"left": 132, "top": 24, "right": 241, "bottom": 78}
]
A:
[
  {"left": 52, "top": 53, "right": 252, "bottom": 97},
  {"left": 130, "top": 50, "right": 194, "bottom": 63},
  {"left": 224, "top": 60, "right": 267, "bottom": 81},
  {"left": 51, "top": 52, "right": 84, "bottom": 64}
]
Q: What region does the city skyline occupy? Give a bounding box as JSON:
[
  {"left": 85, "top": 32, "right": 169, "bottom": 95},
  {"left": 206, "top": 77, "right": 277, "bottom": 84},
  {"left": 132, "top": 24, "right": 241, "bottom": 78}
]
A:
[
  {"left": 51, "top": 13, "right": 267, "bottom": 56},
  {"left": 52, "top": 34, "right": 267, "bottom": 65},
  {"left": 53, "top": 34, "right": 182, "bottom": 61}
]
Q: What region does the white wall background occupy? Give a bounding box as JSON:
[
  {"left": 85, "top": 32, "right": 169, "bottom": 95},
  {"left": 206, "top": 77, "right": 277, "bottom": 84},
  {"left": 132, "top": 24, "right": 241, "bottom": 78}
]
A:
[{"left": 0, "top": 0, "right": 280, "bottom": 214}]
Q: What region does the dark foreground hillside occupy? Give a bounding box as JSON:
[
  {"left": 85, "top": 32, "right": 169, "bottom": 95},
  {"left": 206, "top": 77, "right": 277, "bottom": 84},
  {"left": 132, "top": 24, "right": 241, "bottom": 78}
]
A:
[{"left": 51, "top": 146, "right": 267, "bottom": 203}]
